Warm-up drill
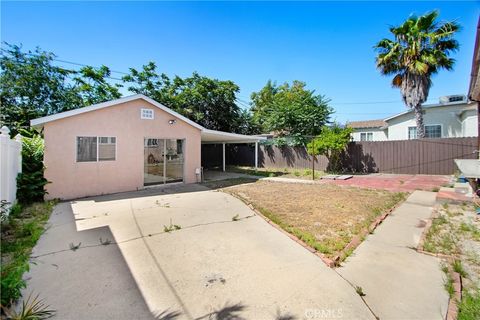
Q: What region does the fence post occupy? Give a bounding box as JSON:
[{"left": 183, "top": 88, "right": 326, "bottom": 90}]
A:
[{"left": 0, "top": 126, "right": 22, "bottom": 214}]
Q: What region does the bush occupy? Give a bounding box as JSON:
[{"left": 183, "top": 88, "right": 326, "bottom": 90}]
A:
[
  {"left": 16, "top": 135, "right": 48, "bottom": 204},
  {"left": 1, "top": 202, "right": 54, "bottom": 307},
  {"left": 307, "top": 125, "right": 353, "bottom": 173}
]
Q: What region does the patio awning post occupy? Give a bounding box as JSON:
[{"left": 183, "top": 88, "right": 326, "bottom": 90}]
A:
[
  {"left": 222, "top": 143, "right": 226, "bottom": 172},
  {"left": 254, "top": 142, "right": 258, "bottom": 170}
]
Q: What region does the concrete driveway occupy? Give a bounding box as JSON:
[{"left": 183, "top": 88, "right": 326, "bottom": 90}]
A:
[{"left": 27, "top": 183, "right": 374, "bottom": 320}]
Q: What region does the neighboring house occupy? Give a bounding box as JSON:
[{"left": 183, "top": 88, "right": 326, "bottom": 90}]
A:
[
  {"left": 349, "top": 95, "right": 478, "bottom": 141},
  {"left": 31, "top": 94, "right": 263, "bottom": 200}
]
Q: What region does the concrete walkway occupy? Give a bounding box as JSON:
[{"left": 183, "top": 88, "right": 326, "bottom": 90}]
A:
[
  {"left": 24, "top": 203, "right": 155, "bottom": 320},
  {"left": 27, "top": 184, "right": 374, "bottom": 320},
  {"left": 338, "top": 191, "right": 449, "bottom": 320}
]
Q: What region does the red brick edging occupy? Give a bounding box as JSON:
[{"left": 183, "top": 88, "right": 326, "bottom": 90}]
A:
[{"left": 447, "top": 270, "right": 462, "bottom": 320}]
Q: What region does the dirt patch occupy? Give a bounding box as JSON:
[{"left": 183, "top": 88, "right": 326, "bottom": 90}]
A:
[{"left": 221, "top": 180, "right": 406, "bottom": 259}]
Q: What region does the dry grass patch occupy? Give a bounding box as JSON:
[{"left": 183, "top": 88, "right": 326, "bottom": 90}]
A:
[{"left": 222, "top": 180, "right": 406, "bottom": 259}]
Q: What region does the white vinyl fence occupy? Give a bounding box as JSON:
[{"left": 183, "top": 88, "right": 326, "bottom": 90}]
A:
[{"left": 0, "top": 126, "right": 22, "bottom": 211}]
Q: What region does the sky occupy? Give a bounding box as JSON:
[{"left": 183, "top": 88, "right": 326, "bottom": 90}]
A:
[{"left": 1, "top": 1, "right": 479, "bottom": 124}]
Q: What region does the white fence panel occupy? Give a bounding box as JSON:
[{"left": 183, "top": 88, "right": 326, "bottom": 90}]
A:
[{"left": 0, "top": 126, "right": 22, "bottom": 210}]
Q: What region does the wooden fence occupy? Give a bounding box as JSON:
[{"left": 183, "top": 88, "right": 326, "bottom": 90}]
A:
[{"left": 202, "top": 137, "right": 478, "bottom": 175}]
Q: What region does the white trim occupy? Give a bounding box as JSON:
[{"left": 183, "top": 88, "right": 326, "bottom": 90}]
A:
[{"left": 31, "top": 94, "right": 204, "bottom": 130}]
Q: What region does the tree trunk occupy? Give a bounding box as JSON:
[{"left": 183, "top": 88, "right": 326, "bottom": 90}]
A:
[{"left": 413, "top": 104, "right": 425, "bottom": 138}]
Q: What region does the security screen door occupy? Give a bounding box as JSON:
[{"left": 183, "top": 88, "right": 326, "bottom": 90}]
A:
[{"left": 144, "top": 138, "right": 184, "bottom": 186}]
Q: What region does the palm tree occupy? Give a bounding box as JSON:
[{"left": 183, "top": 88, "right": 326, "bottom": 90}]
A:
[{"left": 375, "top": 11, "right": 460, "bottom": 138}]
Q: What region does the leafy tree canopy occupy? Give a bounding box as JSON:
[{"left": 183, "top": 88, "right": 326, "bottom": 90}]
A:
[
  {"left": 123, "top": 63, "right": 246, "bottom": 133},
  {"left": 0, "top": 43, "right": 121, "bottom": 136},
  {"left": 251, "top": 80, "right": 332, "bottom": 144}
]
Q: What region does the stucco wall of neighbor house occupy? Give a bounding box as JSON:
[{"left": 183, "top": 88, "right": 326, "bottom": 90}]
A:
[
  {"left": 43, "top": 99, "right": 202, "bottom": 200},
  {"left": 386, "top": 104, "right": 472, "bottom": 140},
  {"left": 351, "top": 128, "right": 388, "bottom": 141},
  {"left": 461, "top": 109, "right": 478, "bottom": 137}
]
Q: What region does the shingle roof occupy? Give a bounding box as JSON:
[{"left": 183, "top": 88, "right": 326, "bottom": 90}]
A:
[{"left": 347, "top": 119, "right": 387, "bottom": 129}]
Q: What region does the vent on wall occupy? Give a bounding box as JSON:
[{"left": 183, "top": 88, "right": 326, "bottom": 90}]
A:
[
  {"left": 141, "top": 108, "right": 154, "bottom": 119},
  {"left": 439, "top": 95, "right": 467, "bottom": 104}
]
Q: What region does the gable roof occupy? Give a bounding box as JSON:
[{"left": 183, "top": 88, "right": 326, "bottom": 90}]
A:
[
  {"left": 348, "top": 119, "right": 387, "bottom": 129},
  {"left": 30, "top": 94, "right": 266, "bottom": 143},
  {"left": 30, "top": 94, "right": 204, "bottom": 130}
]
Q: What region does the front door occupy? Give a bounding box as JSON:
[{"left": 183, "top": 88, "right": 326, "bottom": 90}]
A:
[{"left": 144, "top": 138, "right": 184, "bottom": 186}]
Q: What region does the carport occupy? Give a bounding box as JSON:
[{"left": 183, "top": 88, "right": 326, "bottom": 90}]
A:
[{"left": 201, "top": 129, "right": 265, "bottom": 171}]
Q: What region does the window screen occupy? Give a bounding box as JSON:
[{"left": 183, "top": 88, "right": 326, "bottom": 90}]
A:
[
  {"left": 77, "top": 137, "right": 97, "bottom": 162},
  {"left": 98, "top": 136, "right": 116, "bottom": 161}
]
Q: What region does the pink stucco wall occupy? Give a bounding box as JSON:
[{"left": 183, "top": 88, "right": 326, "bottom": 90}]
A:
[{"left": 43, "top": 99, "right": 202, "bottom": 199}]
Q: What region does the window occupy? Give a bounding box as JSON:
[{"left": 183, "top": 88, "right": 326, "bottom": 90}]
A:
[
  {"left": 425, "top": 125, "right": 441, "bottom": 138},
  {"left": 408, "top": 127, "right": 417, "bottom": 140},
  {"left": 98, "top": 137, "right": 116, "bottom": 161},
  {"left": 141, "top": 108, "right": 154, "bottom": 119},
  {"left": 408, "top": 125, "right": 441, "bottom": 139},
  {"left": 360, "top": 132, "right": 373, "bottom": 141},
  {"left": 77, "top": 136, "right": 116, "bottom": 162},
  {"left": 77, "top": 137, "right": 97, "bottom": 162}
]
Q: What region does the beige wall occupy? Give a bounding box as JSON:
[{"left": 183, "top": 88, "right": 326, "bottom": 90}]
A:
[{"left": 43, "top": 99, "right": 201, "bottom": 200}]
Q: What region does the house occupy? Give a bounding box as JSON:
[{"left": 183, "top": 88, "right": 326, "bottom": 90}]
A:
[
  {"left": 349, "top": 95, "right": 478, "bottom": 141},
  {"left": 31, "top": 94, "right": 264, "bottom": 200}
]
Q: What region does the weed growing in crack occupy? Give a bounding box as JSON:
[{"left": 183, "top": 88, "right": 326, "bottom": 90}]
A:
[
  {"left": 164, "top": 219, "right": 181, "bottom": 233},
  {"left": 69, "top": 242, "right": 81, "bottom": 251},
  {"left": 355, "top": 286, "right": 365, "bottom": 297}
]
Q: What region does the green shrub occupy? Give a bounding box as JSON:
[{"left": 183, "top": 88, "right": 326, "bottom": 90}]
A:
[
  {"left": 1, "top": 202, "right": 54, "bottom": 307},
  {"left": 16, "top": 135, "right": 48, "bottom": 204}
]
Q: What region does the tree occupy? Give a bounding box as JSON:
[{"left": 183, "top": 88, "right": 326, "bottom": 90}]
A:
[
  {"left": 307, "top": 125, "right": 353, "bottom": 173},
  {"left": 250, "top": 80, "right": 332, "bottom": 144},
  {"left": 124, "top": 64, "right": 243, "bottom": 132},
  {"left": 0, "top": 43, "right": 76, "bottom": 135},
  {"left": 0, "top": 43, "right": 122, "bottom": 136},
  {"left": 374, "top": 11, "right": 459, "bottom": 138},
  {"left": 72, "top": 65, "right": 122, "bottom": 106}
]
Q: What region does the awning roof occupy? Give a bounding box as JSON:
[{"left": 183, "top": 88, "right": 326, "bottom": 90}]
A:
[{"left": 201, "top": 129, "right": 266, "bottom": 144}]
